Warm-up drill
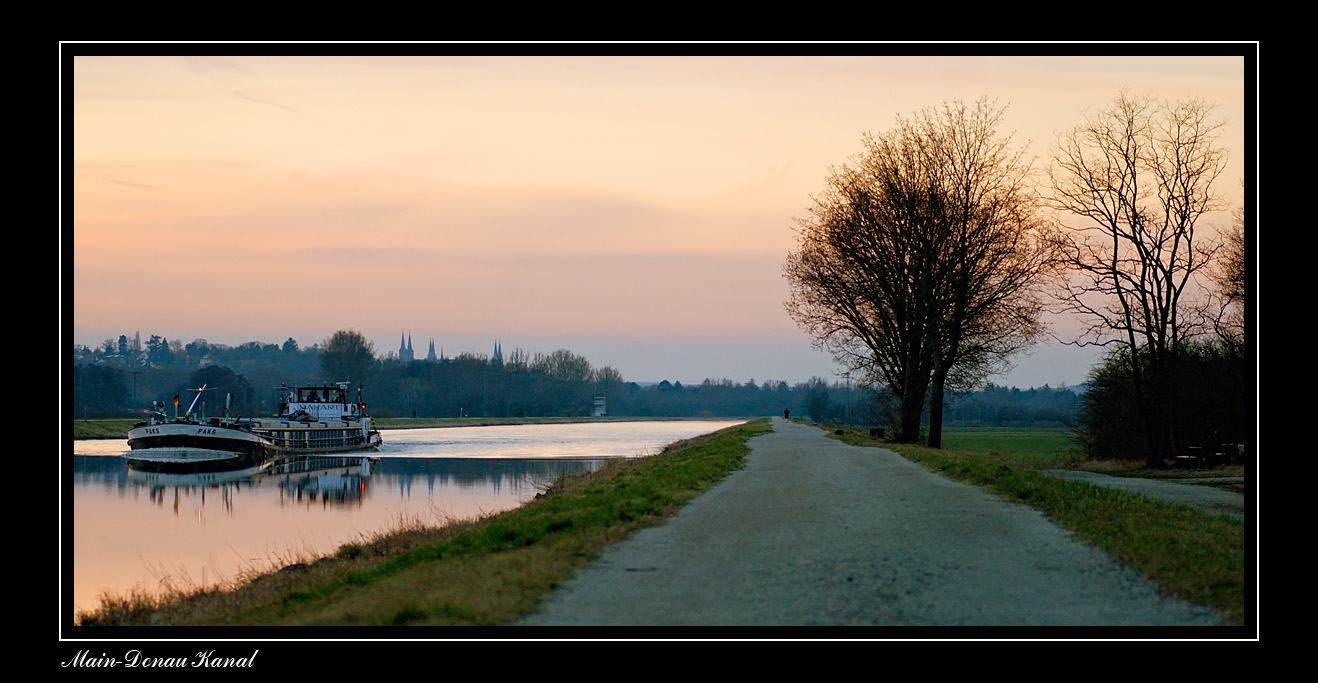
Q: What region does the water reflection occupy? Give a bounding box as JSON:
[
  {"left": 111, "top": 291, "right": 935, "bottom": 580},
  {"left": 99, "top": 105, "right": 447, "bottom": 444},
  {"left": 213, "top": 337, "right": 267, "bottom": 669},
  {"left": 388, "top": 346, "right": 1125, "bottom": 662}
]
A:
[
  {"left": 125, "top": 455, "right": 379, "bottom": 508},
  {"left": 68, "top": 420, "right": 742, "bottom": 620},
  {"left": 71, "top": 453, "right": 605, "bottom": 619}
]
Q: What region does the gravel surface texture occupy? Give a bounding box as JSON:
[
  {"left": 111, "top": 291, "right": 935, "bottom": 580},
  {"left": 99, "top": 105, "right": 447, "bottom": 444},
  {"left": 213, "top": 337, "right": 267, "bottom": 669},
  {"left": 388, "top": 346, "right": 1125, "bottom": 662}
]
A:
[{"left": 518, "top": 417, "right": 1228, "bottom": 628}]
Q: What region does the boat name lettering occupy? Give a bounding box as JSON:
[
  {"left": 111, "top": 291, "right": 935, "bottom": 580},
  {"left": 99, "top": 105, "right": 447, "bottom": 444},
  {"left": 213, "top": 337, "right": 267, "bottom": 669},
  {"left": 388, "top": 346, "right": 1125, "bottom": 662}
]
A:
[
  {"left": 293, "top": 403, "right": 345, "bottom": 414},
  {"left": 196, "top": 427, "right": 216, "bottom": 435}
]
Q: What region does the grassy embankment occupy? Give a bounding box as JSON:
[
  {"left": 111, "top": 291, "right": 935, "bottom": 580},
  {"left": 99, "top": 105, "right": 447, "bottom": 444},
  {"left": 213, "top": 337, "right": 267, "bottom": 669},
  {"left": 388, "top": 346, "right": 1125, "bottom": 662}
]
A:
[
  {"left": 827, "top": 424, "right": 1248, "bottom": 626},
  {"left": 75, "top": 418, "right": 774, "bottom": 626},
  {"left": 71, "top": 418, "right": 140, "bottom": 440}
]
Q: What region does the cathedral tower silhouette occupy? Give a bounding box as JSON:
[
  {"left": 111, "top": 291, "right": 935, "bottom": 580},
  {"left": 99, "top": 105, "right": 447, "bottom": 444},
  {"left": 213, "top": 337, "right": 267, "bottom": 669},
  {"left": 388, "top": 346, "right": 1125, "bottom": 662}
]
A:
[{"left": 399, "top": 332, "right": 414, "bottom": 362}]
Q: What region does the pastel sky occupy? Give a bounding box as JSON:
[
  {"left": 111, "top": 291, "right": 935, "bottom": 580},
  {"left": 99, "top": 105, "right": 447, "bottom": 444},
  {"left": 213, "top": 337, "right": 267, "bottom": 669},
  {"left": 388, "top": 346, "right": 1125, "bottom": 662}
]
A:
[{"left": 68, "top": 52, "right": 1250, "bottom": 387}]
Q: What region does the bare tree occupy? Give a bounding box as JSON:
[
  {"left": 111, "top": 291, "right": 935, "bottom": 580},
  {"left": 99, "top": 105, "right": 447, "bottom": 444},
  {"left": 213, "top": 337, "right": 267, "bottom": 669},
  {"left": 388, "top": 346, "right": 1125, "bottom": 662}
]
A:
[
  {"left": 320, "top": 329, "right": 377, "bottom": 389},
  {"left": 917, "top": 101, "right": 1054, "bottom": 447},
  {"left": 785, "top": 98, "right": 1051, "bottom": 445},
  {"left": 1048, "top": 91, "right": 1228, "bottom": 466},
  {"left": 1214, "top": 189, "right": 1247, "bottom": 350},
  {"left": 783, "top": 137, "right": 939, "bottom": 441}
]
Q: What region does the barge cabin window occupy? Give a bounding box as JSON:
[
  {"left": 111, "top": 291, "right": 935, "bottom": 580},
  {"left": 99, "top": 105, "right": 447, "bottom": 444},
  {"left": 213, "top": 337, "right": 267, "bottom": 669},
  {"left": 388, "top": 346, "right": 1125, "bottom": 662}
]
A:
[{"left": 298, "top": 387, "right": 345, "bottom": 403}]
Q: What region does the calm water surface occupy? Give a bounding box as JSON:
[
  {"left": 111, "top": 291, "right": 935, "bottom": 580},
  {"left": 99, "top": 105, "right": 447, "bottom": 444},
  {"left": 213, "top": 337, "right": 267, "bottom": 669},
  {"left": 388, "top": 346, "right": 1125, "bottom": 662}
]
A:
[{"left": 67, "top": 420, "right": 742, "bottom": 619}]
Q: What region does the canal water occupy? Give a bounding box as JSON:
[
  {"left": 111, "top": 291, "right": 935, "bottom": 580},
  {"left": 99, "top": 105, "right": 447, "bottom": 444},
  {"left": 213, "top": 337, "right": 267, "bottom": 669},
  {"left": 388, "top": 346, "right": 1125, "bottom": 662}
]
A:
[{"left": 66, "top": 420, "right": 742, "bottom": 620}]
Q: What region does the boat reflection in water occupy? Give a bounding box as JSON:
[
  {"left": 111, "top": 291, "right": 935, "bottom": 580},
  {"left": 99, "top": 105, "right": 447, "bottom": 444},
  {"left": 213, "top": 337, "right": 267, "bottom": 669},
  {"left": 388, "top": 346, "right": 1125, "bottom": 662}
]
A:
[{"left": 127, "top": 454, "right": 378, "bottom": 507}]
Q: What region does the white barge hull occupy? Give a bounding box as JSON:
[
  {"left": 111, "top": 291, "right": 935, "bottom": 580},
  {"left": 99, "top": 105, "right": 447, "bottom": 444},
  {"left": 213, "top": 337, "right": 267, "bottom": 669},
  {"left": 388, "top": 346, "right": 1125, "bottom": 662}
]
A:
[{"left": 126, "top": 422, "right": 272, "bottom": 473}]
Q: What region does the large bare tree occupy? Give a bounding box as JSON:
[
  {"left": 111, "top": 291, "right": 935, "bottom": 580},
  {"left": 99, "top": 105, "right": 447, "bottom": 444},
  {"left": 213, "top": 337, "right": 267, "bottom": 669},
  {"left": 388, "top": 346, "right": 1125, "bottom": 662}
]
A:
[
  {"left": 320, "top": 329, "right": 378, "bottom": 389},
  {"left": 1048, "top": 92, "right": 1228, "bottom": 466},
  {"left": 785, "top": 98, "right": 1052, "bottom": 445}
]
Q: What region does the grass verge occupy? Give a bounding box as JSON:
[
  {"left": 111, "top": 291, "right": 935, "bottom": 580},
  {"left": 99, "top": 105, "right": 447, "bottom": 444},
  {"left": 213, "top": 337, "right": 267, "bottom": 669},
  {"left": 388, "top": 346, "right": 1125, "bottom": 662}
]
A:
[
  {"left": 70, "top": 418, "right": 140, "bottom": 440},
  {"left": 828, "top": 426, "right": 1247, "bottom": 626},
  {"left": 75, "top": 418, "right": 772, "bottom": 627}
]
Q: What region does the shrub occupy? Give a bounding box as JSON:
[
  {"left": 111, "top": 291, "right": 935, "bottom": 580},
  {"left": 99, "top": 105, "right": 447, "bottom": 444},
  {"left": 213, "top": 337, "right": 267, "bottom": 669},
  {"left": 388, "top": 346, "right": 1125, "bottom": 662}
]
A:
[{"left": 1077, "top": 341, "right": 1247, "bottom": 461}]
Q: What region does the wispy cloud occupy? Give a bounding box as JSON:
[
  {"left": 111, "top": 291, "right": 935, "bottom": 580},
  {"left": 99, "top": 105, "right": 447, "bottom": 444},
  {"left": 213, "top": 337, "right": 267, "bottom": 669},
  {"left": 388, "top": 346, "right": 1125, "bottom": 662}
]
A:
[
  {"left": 233, "top": 90, "right": 301, "bottom": 114},
  {"left": 76, "top": 172, "right": 160, "bottom": 190}
]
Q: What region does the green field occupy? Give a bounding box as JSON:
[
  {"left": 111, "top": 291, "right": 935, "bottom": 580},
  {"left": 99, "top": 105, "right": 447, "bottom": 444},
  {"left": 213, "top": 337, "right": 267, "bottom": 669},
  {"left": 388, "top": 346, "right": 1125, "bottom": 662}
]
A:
[
  {"left": 70, "top": 419, "right": 139, "bottom": 440},
  {"left": 938, "top": 428, "right": 1085, "bottom": 466}
]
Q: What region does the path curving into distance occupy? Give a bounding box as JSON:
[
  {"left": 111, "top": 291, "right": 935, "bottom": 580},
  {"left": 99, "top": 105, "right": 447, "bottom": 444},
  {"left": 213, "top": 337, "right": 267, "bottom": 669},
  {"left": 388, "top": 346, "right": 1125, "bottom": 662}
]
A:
[{"left": 518, "top": 417, "right": 1226, "bottom": 628}]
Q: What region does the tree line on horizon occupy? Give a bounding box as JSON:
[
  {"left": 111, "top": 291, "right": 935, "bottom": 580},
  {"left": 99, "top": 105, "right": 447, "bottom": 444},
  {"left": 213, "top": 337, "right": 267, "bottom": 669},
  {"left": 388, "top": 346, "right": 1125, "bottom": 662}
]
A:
[{"left": 71, "top": 329, "right": 1079, "bottom": 428}]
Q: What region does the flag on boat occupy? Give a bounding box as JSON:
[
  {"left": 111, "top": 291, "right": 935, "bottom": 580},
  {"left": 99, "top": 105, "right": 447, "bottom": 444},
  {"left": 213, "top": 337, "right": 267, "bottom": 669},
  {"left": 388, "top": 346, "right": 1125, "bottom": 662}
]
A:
[{"left": 173, "top": 393, "right": 179, "bottom": 407}]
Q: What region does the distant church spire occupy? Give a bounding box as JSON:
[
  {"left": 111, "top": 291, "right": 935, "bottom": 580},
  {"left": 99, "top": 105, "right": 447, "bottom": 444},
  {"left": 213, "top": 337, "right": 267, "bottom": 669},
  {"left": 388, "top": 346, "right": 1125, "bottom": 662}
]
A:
[
  {"left": 399, "top": 331, "right": 415, "bottom": 362},
  {"left": 427, "top": 338, "right": 437, "bottom": 361},
  {"left": 492, "top": 340, "right": 503, "bottom": 366}
]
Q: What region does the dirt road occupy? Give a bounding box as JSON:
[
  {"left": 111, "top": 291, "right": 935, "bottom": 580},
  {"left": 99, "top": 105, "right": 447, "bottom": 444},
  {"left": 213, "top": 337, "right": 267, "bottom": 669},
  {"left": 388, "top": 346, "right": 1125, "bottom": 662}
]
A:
[{"left": 518, "top": 417, "right": 1227, "bottom": 627}]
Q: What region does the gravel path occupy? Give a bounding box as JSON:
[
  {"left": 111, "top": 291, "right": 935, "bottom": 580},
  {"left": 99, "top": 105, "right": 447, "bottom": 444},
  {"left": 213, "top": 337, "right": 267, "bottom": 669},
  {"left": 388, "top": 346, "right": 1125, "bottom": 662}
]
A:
[
  {"left": 1042, "top": 470, "right": 1245, "bottom": 520},
  {"left": 517, "top": 417, "right": 1226, "bottom": 627}
]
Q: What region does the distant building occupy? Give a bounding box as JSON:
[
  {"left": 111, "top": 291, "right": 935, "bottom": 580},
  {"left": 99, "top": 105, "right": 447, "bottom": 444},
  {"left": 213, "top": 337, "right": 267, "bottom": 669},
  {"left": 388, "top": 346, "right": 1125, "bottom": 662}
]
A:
[
  {"left": 399, "top": 333, "right": 414, "bottom": 362},
  {"left": 399, "top": 332, "right": 504, "bottom": 365}
]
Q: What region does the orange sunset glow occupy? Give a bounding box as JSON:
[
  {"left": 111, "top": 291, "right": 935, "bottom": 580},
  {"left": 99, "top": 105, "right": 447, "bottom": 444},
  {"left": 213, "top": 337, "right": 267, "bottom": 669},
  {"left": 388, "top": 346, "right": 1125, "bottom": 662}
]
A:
[{"left": 69, "top": 52, "right": 1250, "bottom": 386}]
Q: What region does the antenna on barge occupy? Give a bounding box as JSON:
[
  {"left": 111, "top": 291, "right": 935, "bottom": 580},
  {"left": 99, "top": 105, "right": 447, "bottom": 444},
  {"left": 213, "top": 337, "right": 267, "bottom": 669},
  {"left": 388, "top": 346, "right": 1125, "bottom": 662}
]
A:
[{"left": 183, "top": 383, "right": 217, "bottom": 420}]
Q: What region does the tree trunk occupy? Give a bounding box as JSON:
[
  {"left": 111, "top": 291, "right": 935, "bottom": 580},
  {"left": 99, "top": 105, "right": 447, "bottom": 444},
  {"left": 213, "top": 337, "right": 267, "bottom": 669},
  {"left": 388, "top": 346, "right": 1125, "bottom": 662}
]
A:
[
  {"left": 927, "top": 366, "right": 947, "bottom": 449},
  {"left": 898, "top": 381, "right": 927, "bottom": 443}
]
